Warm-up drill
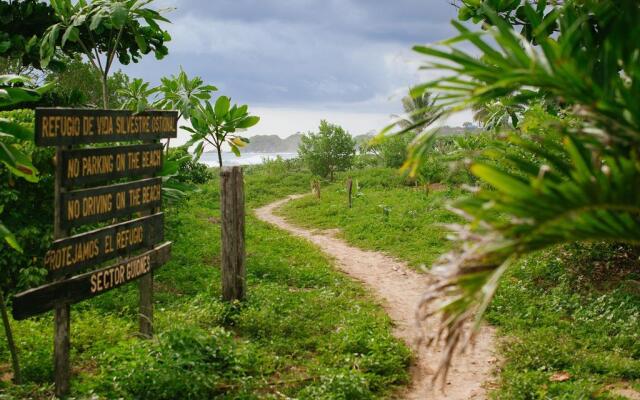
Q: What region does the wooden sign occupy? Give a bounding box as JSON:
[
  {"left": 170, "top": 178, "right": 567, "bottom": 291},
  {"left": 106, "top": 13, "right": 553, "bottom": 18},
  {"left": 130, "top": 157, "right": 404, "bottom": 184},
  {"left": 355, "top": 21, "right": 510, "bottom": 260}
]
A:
[
  {"left": 44, "top": 213, "right": 164, "bottom": 279},
  {"left": 61, "top": 177, "right": 162, "bottom": 228},
  {"left": 12, "top": 242, "right": 171, "bottom": 320},
  {"left": 61, "top": 144, "right": 163, "bottom": 187},
  {"left": 35, "top": 108, "right": 178, "bottom": 146}
]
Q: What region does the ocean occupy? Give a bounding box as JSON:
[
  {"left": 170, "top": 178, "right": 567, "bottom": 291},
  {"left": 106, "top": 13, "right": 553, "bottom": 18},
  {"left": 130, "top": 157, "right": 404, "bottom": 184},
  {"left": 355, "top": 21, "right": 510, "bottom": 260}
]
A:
[{"left": 199, "top": 152, "right": 298, "bottom": 167}]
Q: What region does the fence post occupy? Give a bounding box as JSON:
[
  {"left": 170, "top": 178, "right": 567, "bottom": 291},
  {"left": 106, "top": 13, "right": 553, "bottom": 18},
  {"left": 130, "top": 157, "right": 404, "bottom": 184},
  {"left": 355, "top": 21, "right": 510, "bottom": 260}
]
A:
[
  {"left": 138, "top": 139, "right": 159, "bottom": 339},
  {"left": 346, "top": 177, "right": 353, "bottom": 208},
  {"left": 53, "top": 146, "right": 70, "bottom": 397},
  {"left": 220, "top": 166, "right": 246, "bottom": 301}
]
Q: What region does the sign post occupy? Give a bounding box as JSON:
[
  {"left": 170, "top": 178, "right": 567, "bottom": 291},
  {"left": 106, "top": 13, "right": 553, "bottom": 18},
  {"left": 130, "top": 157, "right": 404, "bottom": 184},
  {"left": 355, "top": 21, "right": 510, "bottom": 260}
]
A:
[{"left": 12, "top": 108, "right": 177, "bottom": 396}]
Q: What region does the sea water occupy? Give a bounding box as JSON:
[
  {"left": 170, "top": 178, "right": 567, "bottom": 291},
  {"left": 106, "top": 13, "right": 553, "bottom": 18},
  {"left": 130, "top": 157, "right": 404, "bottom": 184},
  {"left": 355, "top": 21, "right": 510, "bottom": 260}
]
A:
[{"left": 200, "top": 152, "right": 298, "bottom": 167}]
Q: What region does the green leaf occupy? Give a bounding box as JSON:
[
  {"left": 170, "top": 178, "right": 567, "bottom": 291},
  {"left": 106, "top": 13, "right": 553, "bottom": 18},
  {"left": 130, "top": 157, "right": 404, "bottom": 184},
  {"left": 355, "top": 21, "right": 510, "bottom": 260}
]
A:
[
  {"left": 214, "top": 95, "right": 230, "bottom": 117},
  {"left": 0, "top": 221, "right": 22, "bottom": 252},
  {"left": 471, "top": 163, "right": 533, "bottom": 198},
  {"left": 0, "top": 118, "right": 33, "bottom": 141},
  {"left": 61, "top": 26, "right": 79, "bottom": 46},
  {"left": 236, "top": 115, "right": 260, "bottom": 129},
  {"left": 111, "top": 3, "right": 129, "bottom": 27},
  {"left": 90, "top": 11, "right": 104, "bottom": 30},
  {"left": 134, "top": 33, "right": 148, "bottom": 53}
]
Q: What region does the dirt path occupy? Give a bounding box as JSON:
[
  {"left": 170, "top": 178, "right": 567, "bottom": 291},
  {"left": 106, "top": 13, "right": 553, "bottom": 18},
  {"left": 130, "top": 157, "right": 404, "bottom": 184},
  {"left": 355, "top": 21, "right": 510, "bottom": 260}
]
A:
[{"left": 255, "top": 195, "right": 497, "bottom": 400}]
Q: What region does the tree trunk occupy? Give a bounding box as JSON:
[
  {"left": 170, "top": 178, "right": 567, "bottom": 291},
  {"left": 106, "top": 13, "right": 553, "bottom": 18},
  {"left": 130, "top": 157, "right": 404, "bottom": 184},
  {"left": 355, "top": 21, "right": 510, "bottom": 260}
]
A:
[
  {"left": 0, "top": 289, "right": 21, "bottom": 384},
  {"left": 217, "top": 146, "right": 223, "bottom": 168},
  {"left": 101, "top": 74, "right": 109, "bottom": 109}
]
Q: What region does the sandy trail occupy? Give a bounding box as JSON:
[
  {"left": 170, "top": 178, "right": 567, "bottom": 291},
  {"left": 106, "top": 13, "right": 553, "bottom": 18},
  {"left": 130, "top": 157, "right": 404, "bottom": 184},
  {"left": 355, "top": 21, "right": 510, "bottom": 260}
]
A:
[{"left": 255, "top": 195, "right": 496, "bottom": 400}]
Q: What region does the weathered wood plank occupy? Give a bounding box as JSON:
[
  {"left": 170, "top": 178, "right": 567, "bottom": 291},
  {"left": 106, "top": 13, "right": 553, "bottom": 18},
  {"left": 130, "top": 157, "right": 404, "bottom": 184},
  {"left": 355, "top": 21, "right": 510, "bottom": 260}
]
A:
[
  {"left": 220, "top": 167, "right": 246, "bottom": 301},
  {"left": 60, "top": 177, "right": 162, "bottom": 229},
  {"left": 45, "top": 213, "right": 164, "bottom": 279},
  {"left": 60, "top": 144, "right": 163, "bottom": 187},
  {"left": 35, "top": 108, "right": 177, "bottom": 146},
  {"left": 12, "top": 242, "right": 172, "bottom": 320}
]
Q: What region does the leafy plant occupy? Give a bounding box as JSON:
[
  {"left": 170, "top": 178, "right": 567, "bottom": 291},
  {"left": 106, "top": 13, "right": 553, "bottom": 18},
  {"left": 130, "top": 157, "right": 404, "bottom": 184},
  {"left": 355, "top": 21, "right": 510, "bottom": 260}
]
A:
[
  {"left": 40, "top": 0, "right": 171, "bottom": 108},
  {"left": 399, "top": 0, "right": 640, "bottom": 380},
  {"left": 166, "top": 146, "right": 214, "bottom": 184},
  {"left": 298, "top": 120, "right": 356, "bottom": 180},
  {"left": 0, "top": 0, "right": 64, "bottom": 71},
  {"left": 154, "top": 67, "right": 217, "bottom": 120},
  {"left": 182, "top": 96, "right": 260, "bottom": 168},
  {"left": 153, "top": 67, "right": 217, "bottom": 152},
  {"left": 0, "top": 75, "right": 50, "bottom": 249},
  {"left": 117, "top": 77, "right": 155, "bottom": 112}
]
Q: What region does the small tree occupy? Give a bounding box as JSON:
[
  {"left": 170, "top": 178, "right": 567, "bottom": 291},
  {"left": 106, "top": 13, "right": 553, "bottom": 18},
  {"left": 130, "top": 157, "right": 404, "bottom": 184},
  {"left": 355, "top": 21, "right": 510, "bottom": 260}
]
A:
[
  {"left": 298, "top": 120, "right": 355, "bottom": 180},
  {"left": 182, "top": 96, "right": 260, "bottom": 168},
  {"left": 154, "top": 68, "right": 217, "bottom": 153},
  {"left": 40, "top": 0, "right": 170, "bottom": 108}
]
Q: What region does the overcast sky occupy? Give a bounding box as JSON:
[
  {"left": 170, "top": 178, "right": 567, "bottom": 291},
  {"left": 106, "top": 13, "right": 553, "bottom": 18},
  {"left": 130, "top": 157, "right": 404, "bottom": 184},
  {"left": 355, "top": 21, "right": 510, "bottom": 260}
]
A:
[{"left": 119, "top": 0, "right": 471, "bottom": 139}]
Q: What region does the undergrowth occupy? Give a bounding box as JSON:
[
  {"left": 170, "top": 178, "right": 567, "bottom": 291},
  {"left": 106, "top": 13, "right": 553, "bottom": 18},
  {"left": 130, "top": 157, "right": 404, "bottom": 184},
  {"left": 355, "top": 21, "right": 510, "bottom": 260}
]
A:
[
  {"left": 0, "top": 164, "right": 410, "bottom": 399},
  {"left": 281, "top": 167, "right": 640, "bottom": 399}
]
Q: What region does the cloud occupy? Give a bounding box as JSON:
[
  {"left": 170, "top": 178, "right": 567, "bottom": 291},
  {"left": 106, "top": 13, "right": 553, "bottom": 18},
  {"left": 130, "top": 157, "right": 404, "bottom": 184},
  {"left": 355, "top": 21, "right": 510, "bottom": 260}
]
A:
[{"left": 117, "top": 1, "right": 474, "bottom": 134}]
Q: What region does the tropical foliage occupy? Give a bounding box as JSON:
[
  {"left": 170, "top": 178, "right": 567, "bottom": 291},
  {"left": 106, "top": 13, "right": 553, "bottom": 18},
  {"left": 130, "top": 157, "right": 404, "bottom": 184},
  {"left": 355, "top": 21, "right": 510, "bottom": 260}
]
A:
[
  {"left": 40, "top": 0, "right": 170, "bottom": 108},
  {"left": 397, "top": 0, "right": 640, "bottom": 378},
  {"left": 0, "top": 75, "right": 50, "bottom": 250},
  {"left": 182, "top": 96, "right": 260, "bottom": 168},
  {"left": 299, "top": 120, "right": 356, "bottom": 180}
]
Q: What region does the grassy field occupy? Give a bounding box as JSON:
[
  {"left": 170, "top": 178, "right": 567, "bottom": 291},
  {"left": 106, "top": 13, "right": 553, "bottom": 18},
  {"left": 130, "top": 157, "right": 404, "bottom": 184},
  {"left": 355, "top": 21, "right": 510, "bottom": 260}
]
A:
[
  {"left": 280, "top": 168, "right": 640, "bottom": 399},
  {"left": 0, "top": 164, "right": 410, "bottom": 399},
  {"left": 279, "top": 167, "right": 463, "bottom": 269}
]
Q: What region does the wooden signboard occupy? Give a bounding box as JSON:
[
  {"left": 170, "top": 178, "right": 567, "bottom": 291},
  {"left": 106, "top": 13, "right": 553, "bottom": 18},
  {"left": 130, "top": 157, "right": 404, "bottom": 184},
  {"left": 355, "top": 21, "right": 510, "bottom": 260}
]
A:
[
  {"left": 60, "top": 143, "right": 164, "bottom": 187},
  {"left": 35, "top": 108, "right": 178, "bottom": 146},
  {"left": 60, "top": 177, "right": 162, "bottom": 228},
  {"left": 44, "top": 213, "right": 164, "bottom": 279},
  {"left": 13, "top": 107, "right": 176, "bottom": 397},
  {"left": 12, "top": 242, "right": 171, "bottom": 320}
]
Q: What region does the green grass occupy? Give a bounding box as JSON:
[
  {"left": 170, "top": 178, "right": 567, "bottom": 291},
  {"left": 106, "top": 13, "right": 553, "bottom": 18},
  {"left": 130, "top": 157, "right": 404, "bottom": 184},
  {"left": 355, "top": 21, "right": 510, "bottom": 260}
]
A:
[
  {"left": 0, "top": 165, "right": 410, "bottom": 399},
  {"left": 279, "top": 168, "right": 640, "bottom": 399},
  {"left": 279, "top": 168, "right": 463, "bottom": 269}
]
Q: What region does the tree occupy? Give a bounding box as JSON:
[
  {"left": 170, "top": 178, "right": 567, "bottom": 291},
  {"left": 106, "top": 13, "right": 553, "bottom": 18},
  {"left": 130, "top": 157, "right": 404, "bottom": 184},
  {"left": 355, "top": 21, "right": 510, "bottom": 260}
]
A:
[
  {"left": 43, "top": 56, "right": 131, "bottom": 108},
  {"left": 397, "top": 0, "right": 640, "bottom": 379},
  {"left": 40, "top": 0, "right": 170, "bottom": 108},
  {"left": 377, "top": 92, "right": 440, "bottom": 168},
  {"left": 182, "top": 96, "right": 260, "bottom": 168},
  {"left": 0, "top": 0, "right": 66, "bottom": 71},
  {"left": 298, "top": 120, "right": 355, "bottom": 180}
]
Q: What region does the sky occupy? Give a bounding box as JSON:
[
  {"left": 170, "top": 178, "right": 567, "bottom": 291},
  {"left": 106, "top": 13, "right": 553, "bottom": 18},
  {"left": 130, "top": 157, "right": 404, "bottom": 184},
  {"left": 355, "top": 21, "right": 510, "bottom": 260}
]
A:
[{"left": 119, "top": 0, "right": 472, "bottom": 140}]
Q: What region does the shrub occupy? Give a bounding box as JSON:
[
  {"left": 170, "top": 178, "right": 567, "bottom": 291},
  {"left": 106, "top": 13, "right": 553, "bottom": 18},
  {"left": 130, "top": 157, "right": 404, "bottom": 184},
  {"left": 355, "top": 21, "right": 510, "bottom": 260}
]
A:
[
  {"left": 298, "top": 120, "right": 356, "bottom": 180},
  {"left": 0, "top": 109, "right": 53, "bottom": 294},
  {"left": 107, "top": 327, "right": 247, "bottom": 400},
  {"left": 167, "top": 146, "right": 215, "bottom": 184}
]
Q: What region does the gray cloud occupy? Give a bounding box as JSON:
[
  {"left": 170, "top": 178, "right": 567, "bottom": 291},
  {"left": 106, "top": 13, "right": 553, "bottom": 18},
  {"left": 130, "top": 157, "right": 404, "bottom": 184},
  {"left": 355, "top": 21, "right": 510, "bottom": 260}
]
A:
[{"left": 120, "top": 0, "right": 458, "bottom": 111}]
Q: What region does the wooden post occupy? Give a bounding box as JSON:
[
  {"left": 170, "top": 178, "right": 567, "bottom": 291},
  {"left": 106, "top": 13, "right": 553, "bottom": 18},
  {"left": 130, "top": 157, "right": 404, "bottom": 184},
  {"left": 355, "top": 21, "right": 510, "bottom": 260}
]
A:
[
  {"left": 220, "top": 167, "right": 246, "bottom": 301},
  {"left": 139, "top": 139, "right": 158, "bottom": 338},
  {"left": 53, "top": 147, "right": 70, "bottom": 397},
  {"left": 346, "top": 177, "right": 353, "bottom": 208},
  {"left": 138, "top": 275, "right": 153, "bottom": 338}
]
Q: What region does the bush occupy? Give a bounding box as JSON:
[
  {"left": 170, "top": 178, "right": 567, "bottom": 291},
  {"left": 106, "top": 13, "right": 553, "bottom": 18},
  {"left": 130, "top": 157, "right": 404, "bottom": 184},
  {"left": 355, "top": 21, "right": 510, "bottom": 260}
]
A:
[
  {"left": 298, "top": 120, "right": 356, "bottom": 180},
  {"left": 0, "top": 109, "right": 53, "bottom": 294},
  {"left": 167, "top": 146, "right": 215, "bottom": 184},
  {"left": 377, "top": 133, "right": 415, "bottom": 169},
  {"left": 108, "top": 327, "right": 249, "bottom": 399}
]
